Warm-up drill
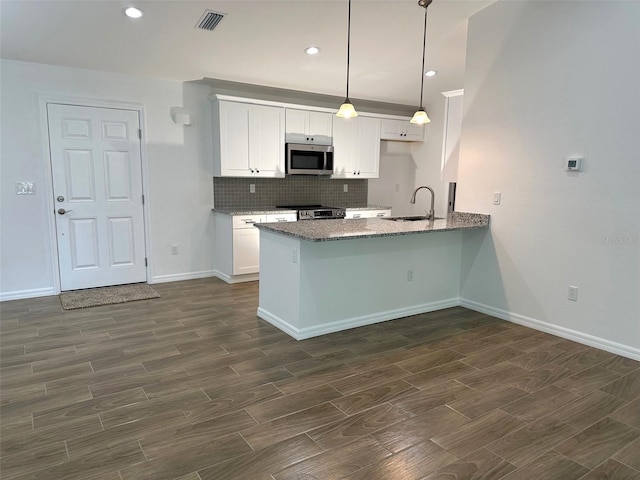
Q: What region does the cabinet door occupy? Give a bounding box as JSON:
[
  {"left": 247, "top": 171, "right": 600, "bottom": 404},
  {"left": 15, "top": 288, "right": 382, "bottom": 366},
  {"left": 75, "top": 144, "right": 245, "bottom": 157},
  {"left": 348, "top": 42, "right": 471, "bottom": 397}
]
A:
[
  {"left": 308, "top": 111, "right": 332, "bottom": 144},
  {"left": 380, "top": 119, "right": 403, "bottom": 140},
  {"left": 249, "top": 105, "right": 285, "bottom": 178},
  {"left": 403, "top": 122, "right": 425, "bottom": 141},
  {"left": 233, "top": 227, "right": 261, "bottom": 275},
  {"left": 332, "top": 116, "right": 358, "bottom": 178},
  {"left": 218, "top": 102, "right": 252, "bottom": 177},
  {"left": 380, "top": 119, "right": 424, "bottom": 142},
  {"left": 356, "top": 116, "right": 381, "bottom": 178},
  {"left": 285, "top": 109, "right": 308, "bottom": 143}
]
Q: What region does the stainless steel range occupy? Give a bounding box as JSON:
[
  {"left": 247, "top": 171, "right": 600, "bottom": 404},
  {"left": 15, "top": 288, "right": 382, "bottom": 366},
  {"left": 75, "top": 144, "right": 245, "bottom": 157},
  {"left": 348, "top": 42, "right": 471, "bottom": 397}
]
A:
[{"left": 276, "top": 204, "right": 346, "bottom": 221}]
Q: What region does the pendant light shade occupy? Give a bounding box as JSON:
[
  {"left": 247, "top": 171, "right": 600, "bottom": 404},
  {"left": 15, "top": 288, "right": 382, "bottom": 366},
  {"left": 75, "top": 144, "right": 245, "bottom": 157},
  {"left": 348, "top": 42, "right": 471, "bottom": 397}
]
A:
[
  {"left": 410, "top": 0, "right": 432, "bottom": 125},
  {"left": 337, "top": 100, "right": 358, "bottom": 118},
  {"left": 337, "top": 0, "right": 358, "bottom": 118},
  {"left": 410, "top": 108, "right": 430, "bottom": 125}
]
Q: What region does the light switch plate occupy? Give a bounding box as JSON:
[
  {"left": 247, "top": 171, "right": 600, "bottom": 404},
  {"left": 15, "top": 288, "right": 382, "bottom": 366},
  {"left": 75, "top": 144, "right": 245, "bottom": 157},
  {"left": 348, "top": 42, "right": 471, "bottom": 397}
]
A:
[
  {"left": 16, "top": 182, "right": 36, "bottom": 195},
  {"left": 493, "top": 192, "right": 501, "bottom": 205}
]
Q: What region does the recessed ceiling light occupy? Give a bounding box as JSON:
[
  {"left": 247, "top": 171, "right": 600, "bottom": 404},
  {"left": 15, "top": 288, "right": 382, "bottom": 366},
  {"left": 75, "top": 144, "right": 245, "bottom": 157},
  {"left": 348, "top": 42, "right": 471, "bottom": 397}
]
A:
[
  {"left": 425, "top": 70, "right": 437, "bottom": 77},
  {"left": 305, "top": 46, "right": 320, "bottom": 55},
  {"left": 123, "top": 6, "right": 144, "bottom": 19}
]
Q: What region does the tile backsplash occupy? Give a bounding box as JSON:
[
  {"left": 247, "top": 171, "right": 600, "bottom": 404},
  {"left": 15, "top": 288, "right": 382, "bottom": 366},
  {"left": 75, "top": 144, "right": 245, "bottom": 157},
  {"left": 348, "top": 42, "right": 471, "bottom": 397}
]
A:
[{"left": 213, "top": 176, "right": 368, "bottom": 208}]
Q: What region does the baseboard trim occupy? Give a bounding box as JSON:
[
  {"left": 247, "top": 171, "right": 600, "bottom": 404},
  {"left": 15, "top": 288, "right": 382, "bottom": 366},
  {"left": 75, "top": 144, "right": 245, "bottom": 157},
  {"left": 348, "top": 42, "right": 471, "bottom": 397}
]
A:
[
  {"left": 150, "top": 270, "right": 216, "bottom": 284},
  {"left": 257, "top": 298, "right": 460, "bottom": 340},
  {"left": 0, "top": 287, "right": 58, "bottom": 302},
  {"left": 212, "top": 270, "right": 259, "bottom": 284},
  {"left": 460, "top": 298, "right": 640, "bottom": 361}
]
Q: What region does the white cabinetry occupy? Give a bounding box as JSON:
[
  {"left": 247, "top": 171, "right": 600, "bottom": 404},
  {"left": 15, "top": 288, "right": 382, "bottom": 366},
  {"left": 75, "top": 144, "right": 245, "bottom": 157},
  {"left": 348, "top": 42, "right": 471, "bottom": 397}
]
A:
[
  {"left": 285, "top": 109, "right": 332, "bottom": 144},
  {"left": 441, "top": 90, "right": 464, "bottom": 183},
  {"left": 231, "top": 214, "right": 264, "bottom": 276},
  {"left": 345, "top": 209, "right": 391, "bottom": 219},
  {"left": 213, "top": 212, "right": 296, "bottom": 283},
  {"left": 265, "top": 213, "right": 297, "bottom": 223},
  {"left": 332, "top": 116, "right": 381, "bottom": 179},
  {"left": 212, "top": 99, "right": 285, "bottom": 178},
  {"left": 380, "top": 119, "right": 424, "bottom": 142}
]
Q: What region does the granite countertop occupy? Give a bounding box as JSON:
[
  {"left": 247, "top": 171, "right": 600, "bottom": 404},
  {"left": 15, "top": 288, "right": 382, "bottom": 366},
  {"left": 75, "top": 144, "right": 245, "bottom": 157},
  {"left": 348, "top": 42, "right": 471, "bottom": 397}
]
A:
[
  {"left": 255, "top": 212, "right": 490, "bottom": 242},
  {"left": 212, "top": 207, "right": 297, "bottom": 215},
  {"left": 343, "top": 205, "right": 391, "bottom": 211},
  {"left": 212, "top": 205, "right": 391, "bottom": 215}
]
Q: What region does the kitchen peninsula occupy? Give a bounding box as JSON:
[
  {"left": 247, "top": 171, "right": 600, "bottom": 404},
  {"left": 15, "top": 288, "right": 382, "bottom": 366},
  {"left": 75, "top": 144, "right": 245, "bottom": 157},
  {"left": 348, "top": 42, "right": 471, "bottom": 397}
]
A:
[{"left": 255, "top": 212, "right": 489, "bottom": 339}]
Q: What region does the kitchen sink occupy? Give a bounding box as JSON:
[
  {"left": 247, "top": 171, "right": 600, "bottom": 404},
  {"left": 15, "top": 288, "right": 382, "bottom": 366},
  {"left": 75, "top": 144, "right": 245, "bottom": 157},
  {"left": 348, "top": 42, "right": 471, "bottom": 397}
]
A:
[{"left": 382, "top": 216, "right": 441, "bottom": 222}]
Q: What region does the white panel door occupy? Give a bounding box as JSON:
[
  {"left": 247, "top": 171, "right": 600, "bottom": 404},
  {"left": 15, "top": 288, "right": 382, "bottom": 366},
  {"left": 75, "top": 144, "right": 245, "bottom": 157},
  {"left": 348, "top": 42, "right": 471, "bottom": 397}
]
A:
[
  {"left": 48, "top": 104, "right": 146, "bottom": 291},
  {"left": 219, "top": 101, "right": 252, "bottom": 176},
  {"left": 249, "top": 104, "right": 285, "bottom": 177},
  {"left": 356, "top": 116, "right": 381, "bottom": 178}
]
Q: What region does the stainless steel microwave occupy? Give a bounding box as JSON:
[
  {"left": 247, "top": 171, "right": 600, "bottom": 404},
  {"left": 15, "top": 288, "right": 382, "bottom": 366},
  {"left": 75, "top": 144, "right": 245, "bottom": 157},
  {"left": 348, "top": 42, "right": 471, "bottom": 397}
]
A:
[{"left": 286, "top": 143, "right": 334, "bottom": 175}]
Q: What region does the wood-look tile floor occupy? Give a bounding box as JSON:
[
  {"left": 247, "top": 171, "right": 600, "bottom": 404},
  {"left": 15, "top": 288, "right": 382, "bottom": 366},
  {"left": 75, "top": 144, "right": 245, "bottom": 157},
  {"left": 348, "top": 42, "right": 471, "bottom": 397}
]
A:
[{"left": 1, "top": 278, "right": 639, "bottom": 480}]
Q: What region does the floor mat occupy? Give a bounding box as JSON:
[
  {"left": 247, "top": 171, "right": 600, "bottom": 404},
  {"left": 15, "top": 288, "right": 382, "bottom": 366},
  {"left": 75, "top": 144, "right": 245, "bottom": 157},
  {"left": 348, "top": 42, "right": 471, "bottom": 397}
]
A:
[{"left": 60, "top": 283, "right": 160, "bottom": 310}]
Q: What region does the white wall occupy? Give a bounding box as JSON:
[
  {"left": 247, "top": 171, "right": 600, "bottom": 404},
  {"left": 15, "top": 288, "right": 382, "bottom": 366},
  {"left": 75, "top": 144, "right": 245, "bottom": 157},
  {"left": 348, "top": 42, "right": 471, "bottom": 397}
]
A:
[
  {"left": 457, "top": 1, "right": 640, "bottom": 357},
  {"left": 0, "top": 59, "right": 214, "bottom": 299}
]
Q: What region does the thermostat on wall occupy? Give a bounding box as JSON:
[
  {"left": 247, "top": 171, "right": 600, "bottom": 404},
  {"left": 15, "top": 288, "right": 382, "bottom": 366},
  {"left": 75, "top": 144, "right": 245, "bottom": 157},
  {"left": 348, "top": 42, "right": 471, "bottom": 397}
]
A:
[{"left": 564, "top": 155, "right": 584, "bottom": 172}]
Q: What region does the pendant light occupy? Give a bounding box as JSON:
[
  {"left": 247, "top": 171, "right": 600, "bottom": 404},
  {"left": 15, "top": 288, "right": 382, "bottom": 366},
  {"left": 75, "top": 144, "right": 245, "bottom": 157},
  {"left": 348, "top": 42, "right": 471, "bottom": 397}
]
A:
[
  {"left": 410, "top": 0, "right": 432, "bottom": 124},
  {"left": 337, "top": 0, "right": 358, "bottom": 118}
]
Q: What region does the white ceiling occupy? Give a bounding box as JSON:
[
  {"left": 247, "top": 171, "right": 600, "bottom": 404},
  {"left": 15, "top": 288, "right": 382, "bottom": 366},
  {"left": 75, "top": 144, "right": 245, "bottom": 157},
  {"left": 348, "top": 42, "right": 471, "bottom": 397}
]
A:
[{"left": 0, "top": 0, "right": 493, "bottom": 107}]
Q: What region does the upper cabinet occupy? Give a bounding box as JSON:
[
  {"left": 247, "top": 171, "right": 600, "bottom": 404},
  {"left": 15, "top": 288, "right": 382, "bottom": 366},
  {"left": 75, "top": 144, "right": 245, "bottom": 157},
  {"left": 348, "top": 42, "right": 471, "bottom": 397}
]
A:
[
  {"left": 212, "top": 98, "right": 285, "bottom": 177},
  {"left": 332, "top": 115, "right": 381, "bottom": 179},
  {"left": 285, "top": 109, "right": 332, "bottom": 145},
  {"left": 380, "top": 119, "right": 424, "bottom": 142}
]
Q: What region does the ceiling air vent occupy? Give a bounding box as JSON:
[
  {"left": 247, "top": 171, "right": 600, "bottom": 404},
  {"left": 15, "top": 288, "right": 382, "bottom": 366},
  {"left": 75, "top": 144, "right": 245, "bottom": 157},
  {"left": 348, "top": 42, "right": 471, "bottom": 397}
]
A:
[{"left": 195, "top": 10, "right": 225, "bottom": 31}]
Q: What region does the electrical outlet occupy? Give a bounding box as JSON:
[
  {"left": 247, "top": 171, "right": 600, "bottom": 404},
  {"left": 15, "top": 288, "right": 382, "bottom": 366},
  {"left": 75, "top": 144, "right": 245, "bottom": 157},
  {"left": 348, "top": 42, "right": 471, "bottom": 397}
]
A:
[
  {"left": 170, "top": 245, "right": 179, "bottom": 255},
  {"left": 568, "top": 285, "right": 578, "bottom": 301},
  {"left": 407, "top": 269, "right": 414, "bottom": 282},
  {"left": 292, "top": 248, "right": 298, "bottom": 264},
  {"left": 343, "top": 184, "right": 348, "bottom": 193},
  {"left": 493, "top": 192, "right": 501, "bottom": 205},
  {"left": 395, "top": 184, "right": 400, "bottom": 193},
  {"left": 250, "top": 184, "right": 256, "bottom": 194}
]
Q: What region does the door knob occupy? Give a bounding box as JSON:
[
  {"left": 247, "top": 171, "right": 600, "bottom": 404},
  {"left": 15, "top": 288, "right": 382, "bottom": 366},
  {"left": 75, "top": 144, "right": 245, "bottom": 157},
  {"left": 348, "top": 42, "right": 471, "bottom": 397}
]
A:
[{"left": 57, "top": 208, "right": 73, "bottom": 215}]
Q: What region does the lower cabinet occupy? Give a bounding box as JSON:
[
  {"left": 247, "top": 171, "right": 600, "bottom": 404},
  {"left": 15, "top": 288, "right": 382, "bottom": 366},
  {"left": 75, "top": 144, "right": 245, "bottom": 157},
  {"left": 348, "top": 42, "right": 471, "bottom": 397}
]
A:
[
  {"left": 345, "top": 209, "right": 391, "bottom": 219},
  {"left": 213, "top": 212, "right": 296, "bottom": 283}
]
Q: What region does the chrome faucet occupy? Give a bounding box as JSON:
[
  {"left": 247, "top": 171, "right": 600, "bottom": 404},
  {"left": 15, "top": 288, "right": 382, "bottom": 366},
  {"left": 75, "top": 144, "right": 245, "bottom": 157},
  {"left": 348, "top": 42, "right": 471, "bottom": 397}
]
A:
[{"left": 410, "top": 186, "right": 435, "bottom": 220}]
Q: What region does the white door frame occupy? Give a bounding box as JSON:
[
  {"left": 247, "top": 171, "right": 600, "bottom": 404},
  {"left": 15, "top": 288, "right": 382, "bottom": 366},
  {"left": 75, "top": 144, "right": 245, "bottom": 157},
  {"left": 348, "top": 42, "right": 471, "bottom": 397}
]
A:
[{"left": 39, "top": 94, "right": 152, "bottom": 294}]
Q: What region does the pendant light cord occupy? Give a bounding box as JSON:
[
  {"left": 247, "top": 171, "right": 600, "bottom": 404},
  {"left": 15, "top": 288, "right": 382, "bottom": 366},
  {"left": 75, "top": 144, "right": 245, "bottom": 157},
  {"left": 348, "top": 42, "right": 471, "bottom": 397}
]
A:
[
  {"left": 346, "top": 0, "right": 352, "bottom": 100},
  {"left": 419, "top": 7, "right": 428, "bottom": 108}
]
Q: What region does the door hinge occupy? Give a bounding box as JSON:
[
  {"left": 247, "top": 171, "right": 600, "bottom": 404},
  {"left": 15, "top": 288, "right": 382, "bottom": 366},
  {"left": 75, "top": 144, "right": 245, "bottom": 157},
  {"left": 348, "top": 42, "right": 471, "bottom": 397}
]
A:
[
  {"left": 142, "top": 194, "right": 145, "bottom": 205},
  {"left": 138, "top": 129, "right": 142, "bottom": 139},
  {"left": 145, "top": 257, "right": 148, "bottom": 267}
]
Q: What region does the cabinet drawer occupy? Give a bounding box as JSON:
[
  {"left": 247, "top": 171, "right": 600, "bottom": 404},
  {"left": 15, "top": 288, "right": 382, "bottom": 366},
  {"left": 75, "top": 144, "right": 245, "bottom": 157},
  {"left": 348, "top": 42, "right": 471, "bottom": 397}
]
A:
[
  {"left": 232, "top": 214, "right": 265, "bottom": 229},
  {"left": 369, "top": 210, "right": 391, "bottom": 218},
  {"left": 265, "top": 213, "right": 297, "bottom": 223}
]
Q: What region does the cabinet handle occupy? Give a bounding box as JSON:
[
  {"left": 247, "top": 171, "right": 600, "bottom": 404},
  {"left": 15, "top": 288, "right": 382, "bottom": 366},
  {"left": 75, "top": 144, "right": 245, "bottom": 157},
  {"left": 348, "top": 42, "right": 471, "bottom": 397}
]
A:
[
  {"left": 377, "top": 213, "right": 385, "bottom": 217},
  {"left": 256, "top": 169, "right": 260, "bottom": 173}
]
